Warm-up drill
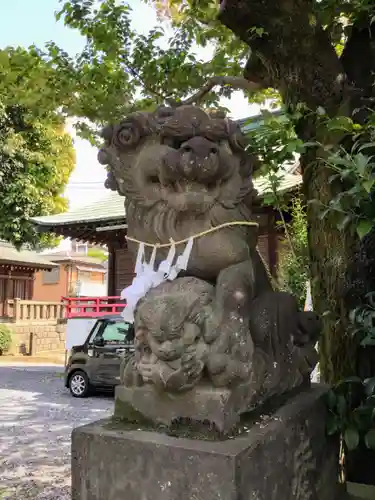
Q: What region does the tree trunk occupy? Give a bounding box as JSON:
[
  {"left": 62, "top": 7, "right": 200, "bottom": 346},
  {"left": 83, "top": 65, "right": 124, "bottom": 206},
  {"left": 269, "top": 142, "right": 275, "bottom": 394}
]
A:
[
  {"left": 303, "top": 154, "right": 357, "bottom": 382},
  {"left": 218, "top": 0, "right": 375, "bottom": 382}
]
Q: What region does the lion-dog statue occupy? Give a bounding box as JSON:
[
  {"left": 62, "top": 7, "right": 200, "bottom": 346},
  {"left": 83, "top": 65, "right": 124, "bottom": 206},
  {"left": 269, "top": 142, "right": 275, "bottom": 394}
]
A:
[{"left": 98, "top": 105, "right": 320, "bottom": 432}]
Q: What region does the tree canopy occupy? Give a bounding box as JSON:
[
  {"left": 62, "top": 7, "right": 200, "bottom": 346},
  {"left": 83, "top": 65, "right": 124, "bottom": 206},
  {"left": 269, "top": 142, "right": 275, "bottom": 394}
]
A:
[
  {"left": 0, "top": 103, "right": 75, "bottom": 248},
  {"left": 0, "top": 48, "right": 75, "bottom": 248}
]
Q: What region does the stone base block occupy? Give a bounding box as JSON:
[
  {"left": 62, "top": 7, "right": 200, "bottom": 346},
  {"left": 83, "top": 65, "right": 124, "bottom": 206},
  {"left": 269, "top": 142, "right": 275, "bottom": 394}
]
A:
[
  {"left": 115, "top": 384, "right": 240, "bottom": 432},
  {"left": 72, "top": 385, "right": 341, "bottom": 500}
]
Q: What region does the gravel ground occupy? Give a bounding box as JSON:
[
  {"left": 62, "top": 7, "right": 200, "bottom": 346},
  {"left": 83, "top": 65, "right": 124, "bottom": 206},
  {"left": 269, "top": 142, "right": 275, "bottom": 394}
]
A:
[{"left": 0, "top": 364, "right": 113, "bottom": 500}]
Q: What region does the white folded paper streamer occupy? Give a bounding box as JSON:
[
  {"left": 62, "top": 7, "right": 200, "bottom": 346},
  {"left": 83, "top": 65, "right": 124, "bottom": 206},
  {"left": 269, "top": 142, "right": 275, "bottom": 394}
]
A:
[{"left": 121, "top": 238, "right": 193, "bottom": 323}]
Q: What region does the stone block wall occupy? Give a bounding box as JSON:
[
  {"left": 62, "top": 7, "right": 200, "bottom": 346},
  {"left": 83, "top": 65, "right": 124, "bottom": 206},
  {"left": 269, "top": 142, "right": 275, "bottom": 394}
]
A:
[{"left": 5, "top": 320, "right": 67, "bottom": 356}]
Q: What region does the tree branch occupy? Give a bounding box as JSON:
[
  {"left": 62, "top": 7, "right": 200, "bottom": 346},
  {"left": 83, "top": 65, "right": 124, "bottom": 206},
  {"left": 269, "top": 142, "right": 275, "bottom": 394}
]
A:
[
  {"left": 217, "top": 0, "right": 347, "bottom": 115},
  {"left": 124, "top": 60, "right": 170, "bottom": 104},
  {"left": 175, "top": 76, "right": 261, "bottom": 107}
]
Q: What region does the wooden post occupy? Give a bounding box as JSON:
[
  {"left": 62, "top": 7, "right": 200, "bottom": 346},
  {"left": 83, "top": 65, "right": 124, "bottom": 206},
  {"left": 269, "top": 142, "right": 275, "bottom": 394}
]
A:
[
  {"left": 107, "top": 243, "right": 116, "bottom": 297},
  {"left": 14, "top": 298, "right": 21, "bottom": 322},
  {"left": 35, "top": 303, "right": 40, "bottom": 321},
  {"left": 3, "top": 272, "right": 10, "bottom": 317},
  {"left": 26, "top": 273, "right": 34, "bottom": 300}
]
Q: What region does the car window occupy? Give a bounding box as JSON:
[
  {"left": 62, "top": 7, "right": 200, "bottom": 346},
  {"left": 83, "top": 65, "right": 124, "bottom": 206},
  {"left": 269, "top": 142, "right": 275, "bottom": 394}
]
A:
[
  {"left": 87, "top": 321, "right": 104, "bottom": 344},
  {"left": 101, "top": 322, "right": 133, "bottom": 345}
]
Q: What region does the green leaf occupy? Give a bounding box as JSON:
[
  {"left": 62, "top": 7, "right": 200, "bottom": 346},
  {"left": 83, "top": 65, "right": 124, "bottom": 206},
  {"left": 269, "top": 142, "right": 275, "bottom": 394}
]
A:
[
  {"left": 363, "top": 179, "right": 374, "bottom": 193},
  {"left": 345, "top": 376, "right": 363, "bottom": 384},
  {"left": 364, "top": 378, "right": 375, "bottom": 397},
  {"left": 365, "top": 294, "right": 375, "bottom": 312},
  {"left": 326, "top": 116, "right": 353, "bottom": 132},
  {"left": 308, "top": 199, "right": 323, "bottom": 207},
  {"left": 319, "top": 208, "right": 330, "bottom": 220},
  {"left": 337, "top": 214, "right": 352, "bottom": 231},
  {"left": 364, "top": 429, "right": 375, "bottom": 450},
  {"left": 358, "top": 142, "right": 375, "bottom": 153},
  {"left": 360, "top": 336, "right": 375, "bottom": 347},
  {"left": 356, "top": 220, "right": 373, "bottom": 240},
  {"left": 344, "top": 427, "right": 360, "bottom": 450},
  {"left": 262, "top": 194, "right": 276, "bottom": 206},
  {"left": 327, "top": 389, "right": 337, "bottom": 410},
  {"left": 326, "top": 415, "right": 340, "bottom": 436},
  {"left": 328, "top": 173, "right": 340, "bottom": 183},
  {"left": 301, "top": 141, "right": 319, "bottom": 149},
  {"left": 337, "top": 394, "right": 347, "bottom": 417},
  {"left": 354, "top": 153, "right": 370, "bottom": 176}
]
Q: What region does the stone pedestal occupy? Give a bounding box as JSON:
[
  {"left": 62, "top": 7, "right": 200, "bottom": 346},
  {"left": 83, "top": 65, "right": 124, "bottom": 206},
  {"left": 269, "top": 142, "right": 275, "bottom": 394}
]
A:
[
  {"left": 71, "top": 385, "right": 341, "bottom": 500},
  {"left": 115, "top": 384, "right": 245, "bottom": 432}
]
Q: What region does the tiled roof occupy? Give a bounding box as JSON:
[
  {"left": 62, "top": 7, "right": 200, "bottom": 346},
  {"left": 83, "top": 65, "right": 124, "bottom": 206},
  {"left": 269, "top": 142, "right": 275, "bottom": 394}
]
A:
[
  {"left": 42, "top": 253, "right": 107, "bottom": 267},
  {"left": 31, "top": 173, "right": 302, "bottom": 227},
  {"left": 33, "top": 191, "right": 126, "bottom": 226},
  {"left": 254, "top": 172, "right": 302, "bottom": 195},
  {"left": 237, "top": 109, "right": 284, "bottom": 133},
  {"left": 0, "top": 241, "right": 57, "bottom": 269}
]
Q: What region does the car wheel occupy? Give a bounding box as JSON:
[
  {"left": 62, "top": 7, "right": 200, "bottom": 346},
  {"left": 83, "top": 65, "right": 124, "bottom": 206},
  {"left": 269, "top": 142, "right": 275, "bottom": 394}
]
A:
[{"left": 69, "top": 370, "right": 90, "bottom": 398}]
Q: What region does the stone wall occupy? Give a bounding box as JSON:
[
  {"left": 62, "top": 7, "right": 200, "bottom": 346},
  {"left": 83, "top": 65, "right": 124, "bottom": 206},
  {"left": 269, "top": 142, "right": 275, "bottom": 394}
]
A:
[{"left": 5, "top": 320, "right": 66, "bottom": 356}]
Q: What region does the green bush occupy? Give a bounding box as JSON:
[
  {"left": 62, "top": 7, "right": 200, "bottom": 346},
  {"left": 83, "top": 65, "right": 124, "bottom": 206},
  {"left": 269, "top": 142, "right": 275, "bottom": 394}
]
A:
[
  {"left": 0, "top": 324, "right": 13, "bottom": 354},
  {"left": 277, "top": 197, "right": 309, "bottom": 309}
]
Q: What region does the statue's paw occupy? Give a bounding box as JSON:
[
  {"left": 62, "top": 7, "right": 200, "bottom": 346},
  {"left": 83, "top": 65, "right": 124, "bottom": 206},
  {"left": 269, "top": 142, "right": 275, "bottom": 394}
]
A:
[
  {"left": 206, "top": 353, "right": 229, "bottom": 375},
  {"left": 201, "top": 306, "right": 221, "bottom": 344},
  {"left": 138, "top": 360, "right": 157, "bottom": 382},
  {"left": 164, "top": 362, "right": 203, "bottom": 391},
  {"left": 181, "top": 354, "right": 204, "bottom": 379}
]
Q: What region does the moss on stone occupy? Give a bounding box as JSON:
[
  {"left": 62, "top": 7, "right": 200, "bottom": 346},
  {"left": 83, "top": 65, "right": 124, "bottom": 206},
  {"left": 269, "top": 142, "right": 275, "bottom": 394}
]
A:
[
  {"left": 114, "top": 397, "right": 153, "bottom": 426},
  {"left": 109, "top": 387, "right": 309, "bottom": 441},
  {"left": 105, "top": 415, "right": 231, "bottom": 441}
]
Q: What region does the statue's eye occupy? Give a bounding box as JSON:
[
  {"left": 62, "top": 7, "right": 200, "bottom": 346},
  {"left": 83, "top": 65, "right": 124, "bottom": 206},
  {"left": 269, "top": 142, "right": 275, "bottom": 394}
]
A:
[
  {"left": 151, "top": 329, "right": 165, "bottom": 341},
  {"left": 161, "top": 136, "right": 174, "bottom": 148},
  {"left": 113, "top": 122, "right": 141, "bottom": 149},
  {"left": 150, "top": 333, "right": 161, "bottom": 343},
  {"left": 161, "top": 136, "right": 186, "bottom": 150},
  {"left": 167, "top": 331, "right": 181, "bottom": 340},
  {"left": 121, "top": 129, "right": 132, "bottom": 140},
  {"left": 148, "top": 175, "right": 159, "bottom": 184}
]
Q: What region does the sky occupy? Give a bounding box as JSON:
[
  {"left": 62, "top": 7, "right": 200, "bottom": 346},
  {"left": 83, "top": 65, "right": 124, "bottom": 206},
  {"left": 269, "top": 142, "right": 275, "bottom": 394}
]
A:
[{"left": 0, "top": 0, "right": 261, "bottom": 210}]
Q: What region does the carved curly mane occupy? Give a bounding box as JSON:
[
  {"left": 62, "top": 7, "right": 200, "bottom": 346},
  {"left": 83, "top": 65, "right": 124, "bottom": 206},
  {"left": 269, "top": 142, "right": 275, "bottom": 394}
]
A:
[{"left": 98, "top": 105, "right": 260, "bottom": 279}]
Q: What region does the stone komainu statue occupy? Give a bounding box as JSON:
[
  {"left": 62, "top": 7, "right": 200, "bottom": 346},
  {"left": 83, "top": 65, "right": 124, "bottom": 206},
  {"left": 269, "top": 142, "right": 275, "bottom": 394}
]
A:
[{"left": 98, "top": 105, "right": 320, "bottom": 431}]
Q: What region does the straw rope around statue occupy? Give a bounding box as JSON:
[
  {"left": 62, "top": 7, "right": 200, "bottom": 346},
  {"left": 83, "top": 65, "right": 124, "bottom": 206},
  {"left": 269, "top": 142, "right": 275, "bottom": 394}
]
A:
[{"left": 125, "top": 220, "right": 278, "bottom": 290}]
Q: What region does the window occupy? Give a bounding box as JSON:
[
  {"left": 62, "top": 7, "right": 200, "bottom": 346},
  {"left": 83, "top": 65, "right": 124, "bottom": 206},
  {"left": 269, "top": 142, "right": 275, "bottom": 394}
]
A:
[
  {"left": 79, "top": 270, "right": 91, "bottom": 282},
  {"left": 6, "top": 279, "right": 29, "bottom": 300},
  {"left": 77, "top": 245, "right": 87, "bottom": 254},
  {"left": 13, "top": 279, "right": 27, "bottom": 299},
  {"left": 101, "top": 322, "right": 134, "bottom": 345},
  {"left": 72, "top": 241, "right": 88, "bottom": 254},
  {"left": 42, "top": 267, "right": 60, "bottom": 284},
  {"left": 88, "top": 321, "right": 104, "bottom": 344}
]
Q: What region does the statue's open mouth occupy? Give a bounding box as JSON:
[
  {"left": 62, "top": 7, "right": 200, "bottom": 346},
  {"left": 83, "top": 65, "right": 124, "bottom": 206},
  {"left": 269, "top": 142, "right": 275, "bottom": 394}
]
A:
[
  {"left": 168, "top": 180, "right": 219, "bottom": 195},
  {"left": 160, "top": 176, "right": 222, "bottom": 211},
  {"left": 160, "top": 179, "right": 220, "bottom": 213}
]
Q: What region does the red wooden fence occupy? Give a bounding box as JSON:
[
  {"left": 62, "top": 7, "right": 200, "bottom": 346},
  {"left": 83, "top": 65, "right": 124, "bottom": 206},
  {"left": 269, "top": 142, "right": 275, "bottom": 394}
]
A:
[{"left": 62, "top": 296, "right": 125, "bottom": 319}]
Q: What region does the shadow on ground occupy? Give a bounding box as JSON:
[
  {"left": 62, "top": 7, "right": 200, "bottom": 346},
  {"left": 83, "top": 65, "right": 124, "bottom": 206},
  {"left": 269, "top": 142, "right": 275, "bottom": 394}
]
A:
[{"left": 0, "top": 365, "right": 113, "bottom": 499}]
